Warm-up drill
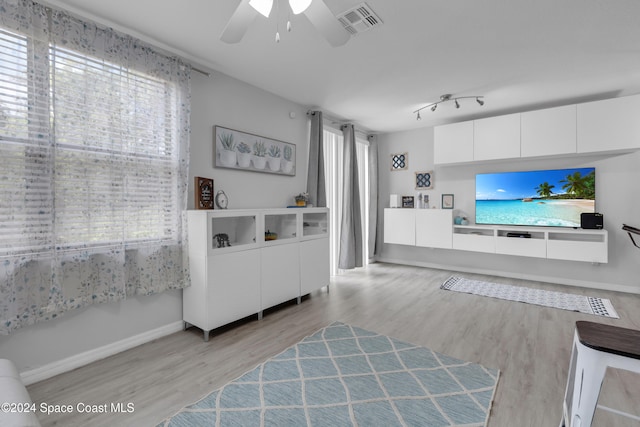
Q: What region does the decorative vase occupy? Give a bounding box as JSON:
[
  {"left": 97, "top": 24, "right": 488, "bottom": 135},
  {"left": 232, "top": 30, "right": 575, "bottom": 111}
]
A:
[
  {"left": 220, "top": 149, "right": 236, "bottom": 167},
  {"left": 281, "top": 159, "right": 293, "bottom": 174},
  {"left": 267, "top": 156, "right": 281, "bottom": 172},
  {"left": 295, "top": 199, "right": 306, "bottom": 207},
  {"left": 237, "top": 152, "right": 251, "bottom": 168},
  {"left": 252, "top": 155, "right": 266, "bottom": 169}
]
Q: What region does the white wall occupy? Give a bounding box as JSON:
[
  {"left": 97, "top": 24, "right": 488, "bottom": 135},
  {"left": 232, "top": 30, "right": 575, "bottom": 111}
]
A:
[
  {"left": 376, "top": 127, "right": 640, "bottom": 293},
  {"left": 0, "top": 71, "right": 310, "bottom": 376},
  {"left": 189, "top": 71, "right": 309, "bottom": 210}
]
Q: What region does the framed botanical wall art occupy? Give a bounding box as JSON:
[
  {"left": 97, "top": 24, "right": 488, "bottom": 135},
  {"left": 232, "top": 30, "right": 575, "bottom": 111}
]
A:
[
  {"left": 415, "top": 171, "right": 434, "bottom": 190},
  {"left": 214, "top": 125, "right": 296, "bottom": 176},
  {"left": 390, "top": 152, "right": 408, "bottom": 171}
]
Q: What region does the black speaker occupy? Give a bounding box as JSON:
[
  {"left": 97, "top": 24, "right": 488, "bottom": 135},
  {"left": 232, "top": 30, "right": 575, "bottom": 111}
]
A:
[{"left": 581, "top": 212, "right": 603, "bottom": 229}]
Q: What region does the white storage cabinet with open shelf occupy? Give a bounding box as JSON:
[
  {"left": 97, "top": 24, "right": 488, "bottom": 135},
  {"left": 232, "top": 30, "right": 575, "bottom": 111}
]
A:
[{"left": 184, "top": 208, "right": 329, "bottom": 341}]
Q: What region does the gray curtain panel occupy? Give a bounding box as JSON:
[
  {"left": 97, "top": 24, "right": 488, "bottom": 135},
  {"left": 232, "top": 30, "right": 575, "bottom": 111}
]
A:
[
  {"left": 338, "top": 124, "right": 363, "bottom": 269},
  {"left": 368, "top": 135, "right": 379, "bottom": 258},
  {"left": 306, "top": 111, "right": 327, "bottom": 207}
]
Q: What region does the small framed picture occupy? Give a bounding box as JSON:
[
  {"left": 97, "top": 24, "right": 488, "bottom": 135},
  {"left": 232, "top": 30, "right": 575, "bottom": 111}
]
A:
[
  {"left": 195, "top": 176, "right": 214, "bottom": 209},
  {"left": 402, "top": 196, "right": 414, "bottom": 208},
  {"left": 415, "top": 171, "right": 434, "bottom": 190},
  {"left": 390, "top": 152, "right": 408, "bottom": 171},
  {"left": 442, "top": 194, "right": 454, "bottom": 209}
]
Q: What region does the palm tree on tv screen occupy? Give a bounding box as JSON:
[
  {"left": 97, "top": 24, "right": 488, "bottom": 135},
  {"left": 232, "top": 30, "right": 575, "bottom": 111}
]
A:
[
  {"left": 535, "top": 182, "right": 555, "bottom": 198},
  {"left": 560, "top": 171, "right": 595, "bottom": 199}
]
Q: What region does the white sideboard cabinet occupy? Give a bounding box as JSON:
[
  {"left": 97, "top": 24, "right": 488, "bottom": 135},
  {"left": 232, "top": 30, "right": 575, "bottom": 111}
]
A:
[
  {"left": 184, "top": 208, "right": 329, "bottom": 341},
  {"left": 384, "top": 208, "right": 453, "bottom": 248},
  {"left": 384, "top": 209, "right": 608, "bottom": 264},
  {"left": 383, "top": 208, "right": 416, "bottom": 245},
  {"left": 452, "top": 225, "right": 608, "bottom": 263}
]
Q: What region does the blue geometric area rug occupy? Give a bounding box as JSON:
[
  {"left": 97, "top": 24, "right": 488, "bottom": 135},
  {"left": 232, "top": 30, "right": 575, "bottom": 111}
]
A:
[
  {"left": 442, "top": 276, "right": 619, "bottom": 319},
  {"left": 159, "top": 322, "right": 500, "bottom": 427}
]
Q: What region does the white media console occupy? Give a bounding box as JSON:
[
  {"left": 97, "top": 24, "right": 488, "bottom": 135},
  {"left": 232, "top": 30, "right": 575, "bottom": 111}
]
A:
[{"left": 384, "top": 208, "right": 608, "bottom": 263}]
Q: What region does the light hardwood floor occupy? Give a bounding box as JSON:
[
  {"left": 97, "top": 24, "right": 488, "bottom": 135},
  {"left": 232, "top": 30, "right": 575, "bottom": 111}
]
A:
[{"left": 27, "top": 262, "right": 640, "bottom": 426}]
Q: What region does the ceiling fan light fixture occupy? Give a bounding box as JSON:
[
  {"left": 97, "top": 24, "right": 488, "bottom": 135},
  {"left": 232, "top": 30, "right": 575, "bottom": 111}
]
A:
[
  {"left": 249, "top": 0, "right": 273, "bottom": 17},
  {"left": 289, "top": 0, "right": 312, "bottom": 14}
]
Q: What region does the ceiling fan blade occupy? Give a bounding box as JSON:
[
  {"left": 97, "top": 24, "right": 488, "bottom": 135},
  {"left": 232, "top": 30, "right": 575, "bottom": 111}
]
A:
[
  {"left": 303, "top": 0, "right": 351, "bottom": 47},
  {"left": 220, "top": 0, "right": 259, "bottom": 44}
]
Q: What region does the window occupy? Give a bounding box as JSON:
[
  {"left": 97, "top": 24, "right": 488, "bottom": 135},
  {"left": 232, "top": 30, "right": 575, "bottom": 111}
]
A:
[
  {"left": 323, "top": 128, "right": 370, "bottom": 274},
  {"left": 0, "top": 2, "right": 190, "bottom": 334}
]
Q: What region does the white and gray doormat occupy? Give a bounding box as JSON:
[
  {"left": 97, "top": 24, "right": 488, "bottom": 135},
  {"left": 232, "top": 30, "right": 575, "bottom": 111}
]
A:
[{"left": 441, "top": 276, "right": 619, "bottom": 319}]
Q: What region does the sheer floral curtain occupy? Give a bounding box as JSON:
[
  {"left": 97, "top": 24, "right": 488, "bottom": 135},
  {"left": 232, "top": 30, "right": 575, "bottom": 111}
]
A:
[{"left": 0, "top": 0, "right": 191, "bottom": 334}]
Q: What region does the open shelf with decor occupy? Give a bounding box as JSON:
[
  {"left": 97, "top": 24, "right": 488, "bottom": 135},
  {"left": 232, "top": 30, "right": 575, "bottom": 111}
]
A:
[
  {"left": 452, "top": 225, "right": 496, "bottom": 253},
  {"left": 209, "top": 213, "right": 257, "bottom": 253},
  {"left": 263, "top": 211, "right": 297, "bottom": 244},
  {"left": 301, "top": 211, "right": 329, "bottom": 238}
]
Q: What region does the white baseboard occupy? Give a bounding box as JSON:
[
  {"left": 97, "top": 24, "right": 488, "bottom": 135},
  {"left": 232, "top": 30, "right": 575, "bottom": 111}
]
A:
[
  {"left": 376, "top": 256, "right": 640, "bottom": 295},
  {"left": 21, "top": 321, "right": 184, "bottom": 386}
]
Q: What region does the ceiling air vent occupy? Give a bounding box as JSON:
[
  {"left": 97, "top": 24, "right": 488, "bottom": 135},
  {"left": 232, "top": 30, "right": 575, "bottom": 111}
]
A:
[{"left": 337, "top": 3, "right": 382, "bottom": 35}]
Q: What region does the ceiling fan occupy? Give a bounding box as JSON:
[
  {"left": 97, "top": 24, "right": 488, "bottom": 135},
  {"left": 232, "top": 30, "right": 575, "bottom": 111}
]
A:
[{"left": 221, "top": 0, "right": 351, "bottom": 47}]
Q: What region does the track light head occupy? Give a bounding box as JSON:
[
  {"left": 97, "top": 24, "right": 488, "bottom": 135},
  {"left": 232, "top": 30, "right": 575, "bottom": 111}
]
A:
[
  {"left": 476, "top": 97, "right": 484, "bottom": 106},
  {"left": 416, "top": 111, "right": 421, "bottom": 121},
  {"left": 431, "top": 104, "right": 437, "bottom": 112},
  {"left": 455, "top": 99, "right": 460, "bottom": 109}
]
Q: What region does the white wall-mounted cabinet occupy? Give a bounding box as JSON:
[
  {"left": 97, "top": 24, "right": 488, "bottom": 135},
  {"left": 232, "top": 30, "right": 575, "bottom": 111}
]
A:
[
  {"left": 521, "top": 105, "right": 577, "bottom": 157},
  {"left": 577, "top": 94, "right": 640, "bottom": 154},
  {"left": 434, "top": 94, "right": 640, "bottom": 165},
  {"left": 452, "top": 227, "right": 495, "bottom": 253},
  {"left": 384, "top": 208, "right": 453, "bottom": 248},
  {"left": 185, "top": 208, "right": 329, "bottom": 341},
  {"left": 451, "top": 225, "right": 607, "bottom": 263},
  {"left": 495, "top": 229, "right": 547, "bottom": 258},
  {"left": 383, "top": 208, "right": 416, "bottom": 245},
  {"left": 416, "top": 209, "right": 453, "bottom": 249},
  {"left": 384, "top": 212, "right": 608, "bottom": 264},
  {"left": 473, "top": 113, "right": 521, "bottom": 161},
  {"left": 434, "top": 121, "right": 474, "bottom": 164}
]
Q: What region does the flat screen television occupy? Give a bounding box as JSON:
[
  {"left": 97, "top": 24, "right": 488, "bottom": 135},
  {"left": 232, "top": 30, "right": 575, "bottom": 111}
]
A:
[{"left": 475, "top": 167, "right": 596, "bottom": 227}]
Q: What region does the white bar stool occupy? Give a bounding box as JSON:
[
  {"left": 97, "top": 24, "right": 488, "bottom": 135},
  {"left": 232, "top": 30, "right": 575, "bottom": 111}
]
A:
[{"left": 560, "top": 321, "right": 640, "bottom": 427}]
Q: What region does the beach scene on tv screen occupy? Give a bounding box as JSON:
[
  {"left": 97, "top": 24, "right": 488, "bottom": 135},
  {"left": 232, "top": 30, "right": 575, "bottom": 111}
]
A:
[{"left": 476, "top": 167, "right": 595, "bottom": 227}]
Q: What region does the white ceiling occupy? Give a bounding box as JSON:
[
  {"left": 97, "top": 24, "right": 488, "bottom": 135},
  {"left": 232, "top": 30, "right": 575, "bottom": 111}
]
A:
[{"left": 42, "top": 0, "right": 640, "bottom": 134}]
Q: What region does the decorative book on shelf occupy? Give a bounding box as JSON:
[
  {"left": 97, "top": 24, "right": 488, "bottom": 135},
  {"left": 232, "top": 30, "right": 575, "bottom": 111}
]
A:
[{"left": 195, "top": 176, "right": 214, "bottom": 209}]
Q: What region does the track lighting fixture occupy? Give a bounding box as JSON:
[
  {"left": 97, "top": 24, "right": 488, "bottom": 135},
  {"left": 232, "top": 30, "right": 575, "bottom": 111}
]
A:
[{"left": 414, "top": 94, "right": 485, "bottom": 120}]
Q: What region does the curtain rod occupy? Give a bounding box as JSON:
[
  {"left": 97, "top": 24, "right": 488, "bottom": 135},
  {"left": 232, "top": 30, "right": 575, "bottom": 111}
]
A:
[
  {"left": 307, "top": 110, "right": 374, "bottom": 139},
  {"left": 192, "top": 67, "right": 211, "bottom": 77}
]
